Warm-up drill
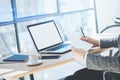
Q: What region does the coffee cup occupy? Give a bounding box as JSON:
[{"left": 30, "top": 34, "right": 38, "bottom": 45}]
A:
[{"left": 27, "top": 55, "right": 39, "bottom": 64}]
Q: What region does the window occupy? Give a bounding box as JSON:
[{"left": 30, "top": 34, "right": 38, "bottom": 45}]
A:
[
  {"left": 16, "top": 0, "right": 57, "bottom": 18},
  {"left": 0, "top": 25, "right": 17, "bottom": 55},
  {"left": 0, "top": 0, "right": 13, "bottom": 22},
  {"left": 59, "top": 0, "right": 94, "bottom": 13},
  {"left": 17, "top": 20, "right": 39, "bottom": 52},
  {"left": 55, "top": 10, "right": 96, "bottom": 35},
  {"left": 0, "top": 0, "right": 97, "bottom": 53}
]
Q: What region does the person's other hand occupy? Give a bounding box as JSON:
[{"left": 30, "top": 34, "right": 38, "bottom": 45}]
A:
[
  {"left": 88, "top": 48, "right": 107, "bottom": 54},
  {"left": 71, "top": 46, "right": 86, "bottom": 63},
  {"left": 81, "top": 36, "right": 99, "bottom": 47}
]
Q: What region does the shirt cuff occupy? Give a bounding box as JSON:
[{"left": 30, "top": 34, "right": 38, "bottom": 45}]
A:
[
  {"left": 84, "top": 52, "right": 89, "bottom": 66},
  {"left": 99, "top": 39, "right": 101, "bottom": 47}
]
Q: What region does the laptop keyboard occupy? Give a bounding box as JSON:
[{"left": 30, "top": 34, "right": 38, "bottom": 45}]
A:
[{"left": 48, "top": 43, "right": 71, "bottom": 52}]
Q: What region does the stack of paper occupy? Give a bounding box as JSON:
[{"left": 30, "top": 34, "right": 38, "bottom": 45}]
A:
[{"left": 66, "top": 31, "right": 93, "bottom": 51}]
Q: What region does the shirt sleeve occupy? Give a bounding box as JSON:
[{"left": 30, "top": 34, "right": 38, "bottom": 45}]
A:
[
  {"left": 100, "top": 35, "right": 119, "bottom": 48},
  {"left": 86, "top": 53, "right": 120, "bottom": 72},
  {"left": 82, "top": 52, "right": 88, "bottom": 66}
]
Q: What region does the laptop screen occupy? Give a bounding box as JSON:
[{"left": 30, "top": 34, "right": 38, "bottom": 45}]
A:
[{"left": 27, "top": 20, "right": 63, "bottom": 52}]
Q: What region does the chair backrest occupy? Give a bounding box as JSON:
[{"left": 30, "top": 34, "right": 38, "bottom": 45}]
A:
[
  {"left": 100, "top": 24, "right": 120, "bottom": 56},
  {"left": 100, "top": 24, "right": 120, "bottom": 34}
]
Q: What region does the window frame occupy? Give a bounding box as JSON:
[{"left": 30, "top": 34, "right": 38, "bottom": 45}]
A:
[{"left": 0, "top": 0, "right": 98, "bottom": 53}]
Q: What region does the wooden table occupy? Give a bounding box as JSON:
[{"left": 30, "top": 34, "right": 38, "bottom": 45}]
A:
[{"left": 0, "top": 52, "right": 74, "bottom": 80}]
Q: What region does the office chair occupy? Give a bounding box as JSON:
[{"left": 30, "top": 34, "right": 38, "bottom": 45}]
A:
[
  {"left": 99, "top": 16, "right": 120, "bottom": 80},
  {"left": 115, "top": 16, "right": 120, "bottom": 24},
  {"left": 100, "top": 24, "right": 120, "bottom": 34},
  {"left": 100, "top": 24, "right": 120, "bottom": 56},
  {"left": 103, "top": 71, "right": 120, "bottom": 80}
]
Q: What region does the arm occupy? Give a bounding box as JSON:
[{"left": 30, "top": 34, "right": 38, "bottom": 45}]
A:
[
  {"left": 87, "top": 54, "right": 120, "bottom": 72},
  {"left": 72, "top": 35, "right": 120, "bottom": 71},
  {"left": 87, "top": 35, "right": 120, "bottom": 71},
  {"left": 100, "top": 35, "right": 119, "bottom": 48},
  {"left": 81, "top": 35, "right": 119, "bottom": 48}
]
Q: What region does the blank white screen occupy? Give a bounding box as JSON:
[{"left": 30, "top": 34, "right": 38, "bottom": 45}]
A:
[{"left": 29, "top": 21, "right": 62, "bottom": 50}]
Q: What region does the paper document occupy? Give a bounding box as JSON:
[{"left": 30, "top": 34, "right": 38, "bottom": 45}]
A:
[{"left": 66, "top": 31, "right": 93, "bottom": 51}]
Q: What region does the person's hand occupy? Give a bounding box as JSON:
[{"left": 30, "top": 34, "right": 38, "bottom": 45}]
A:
[
  {"left": 88, "top": 48, "right": 107, "bottom": 54},
  {"left": 80, "top": 36, "right": 100, "bottom": 47},
  {"left": 71, "top": 46, "right": 86, "bottom": 63}
]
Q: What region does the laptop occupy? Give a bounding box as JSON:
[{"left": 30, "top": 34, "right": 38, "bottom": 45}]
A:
[{"left": 27, "top": 20, "right": 71, "bottom": 54}]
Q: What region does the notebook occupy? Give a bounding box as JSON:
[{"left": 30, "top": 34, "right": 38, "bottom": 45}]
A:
[
  {"left": 3, "top": 54, "right": 29, "bottom": 62},
  {"left": 27, "top": 20, "right": 71, "bottom": 54},
  {"left": 66, "top": 31, "right": 93, "bottom": 51}
]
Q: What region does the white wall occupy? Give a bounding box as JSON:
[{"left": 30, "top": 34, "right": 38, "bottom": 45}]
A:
[{"left": 95, "top": 0, "right": 120, "bottom": 32}]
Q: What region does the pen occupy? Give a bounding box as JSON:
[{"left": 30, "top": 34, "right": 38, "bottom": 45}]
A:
[{"left": 80, "top": 27, "right": 86, "bottom": 37}]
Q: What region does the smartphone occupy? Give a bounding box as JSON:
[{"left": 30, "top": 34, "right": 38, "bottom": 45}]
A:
[{"left": 41, "top": 55, "right": 61, "bottom": 59}]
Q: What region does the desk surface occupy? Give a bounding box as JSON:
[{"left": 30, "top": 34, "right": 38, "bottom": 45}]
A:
[{"left": 0, "top": 52, "right": 74, "bottom": 80}]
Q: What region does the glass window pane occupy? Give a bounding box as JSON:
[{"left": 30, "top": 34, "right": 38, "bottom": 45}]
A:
[
  {"left": 59, "top": 0, "right": 94, "bottom": 13},
  {"left": 17, "top": 20, "right": 40, "bottom": 53},
  {"left": 0, "top": 0, "right": 13, "bottom": 22},
  {"left": 16, "top": 0, "right": 57, "bottom": 18},
  {"left": 0, "top": 25, "right": 17, "bottom": 56},
  {"left": 55, "top": 10, "right": 96, "bottom": 36}
]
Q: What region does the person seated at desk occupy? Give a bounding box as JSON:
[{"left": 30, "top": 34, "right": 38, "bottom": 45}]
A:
[{"left": 65, "top": 35, "right": 120, "bottom": 80}]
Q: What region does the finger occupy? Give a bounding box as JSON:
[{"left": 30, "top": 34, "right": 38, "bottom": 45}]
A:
[
  {"left": 88, "top": 49, "right": 94, "bottom": 52},
  {"left": 80, "top": 36, "right": 89, "bottom": 41}
]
